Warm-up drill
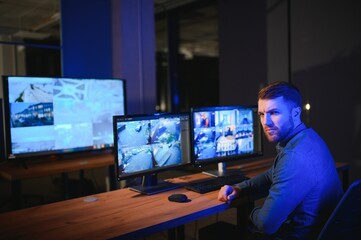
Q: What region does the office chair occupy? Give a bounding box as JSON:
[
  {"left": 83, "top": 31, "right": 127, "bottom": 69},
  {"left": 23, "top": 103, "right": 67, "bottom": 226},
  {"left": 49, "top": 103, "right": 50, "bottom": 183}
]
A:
[{"left": 317, "top": 179, "right": 361, "bottom": 240}]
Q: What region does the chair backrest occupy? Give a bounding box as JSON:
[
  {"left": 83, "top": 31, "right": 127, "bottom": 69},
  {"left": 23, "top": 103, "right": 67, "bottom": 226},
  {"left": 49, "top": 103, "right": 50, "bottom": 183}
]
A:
[{"left": 317, "top": 179, "right": 361, "bottom": 240}]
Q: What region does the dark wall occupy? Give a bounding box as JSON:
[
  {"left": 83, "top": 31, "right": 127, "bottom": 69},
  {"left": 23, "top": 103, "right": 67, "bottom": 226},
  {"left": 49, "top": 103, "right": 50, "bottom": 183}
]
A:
[
  {"left": 179, "top": 56, "right": 219, "bottom": 110},
  {"left": 293, "top": 51, "right": 361, "bottom": 183},
  {"left": 218, "top": 0, "right": 361, "bottom": 182},
  {"left": 218, "top": 0, "right": 274, "bottom": 157},
  {"left": 61, "top": 0, "right": 113, "bottom": 78},
  {"left": 112, "top": 0, "right": 157, "bottom": 115},
  {"left": 25, "top": 40, "right": 61, "bottom": 77},
  {"left": 290, "top": 0, "right": 361, "bottom": 182},
  {"left": 219, "top": 0, "right": 268, "bottom": 106}
]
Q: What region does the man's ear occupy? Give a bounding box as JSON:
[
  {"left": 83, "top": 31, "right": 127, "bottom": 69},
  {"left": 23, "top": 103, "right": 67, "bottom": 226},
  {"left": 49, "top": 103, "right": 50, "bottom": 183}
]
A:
[{"left": 293, "top": 106, "right": 301, "bottom": 118}]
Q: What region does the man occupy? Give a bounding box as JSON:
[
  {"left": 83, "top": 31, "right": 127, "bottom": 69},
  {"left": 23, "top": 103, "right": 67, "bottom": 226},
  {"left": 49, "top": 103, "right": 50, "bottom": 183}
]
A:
[{"left": 218, "top": 81, "right": 343, "bottom": 239}]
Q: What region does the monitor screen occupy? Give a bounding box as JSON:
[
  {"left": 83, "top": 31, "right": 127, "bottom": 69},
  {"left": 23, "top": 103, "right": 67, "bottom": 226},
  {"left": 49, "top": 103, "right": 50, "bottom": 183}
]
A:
[
  {"left": 2, "top": 76, "right": 126, "bottom": 161},
  {"left": 191, "top": 105, "right": 263, "bottom": 176},
  {"left": 113, "top": 112, "right": 191, "bottom": 194}
]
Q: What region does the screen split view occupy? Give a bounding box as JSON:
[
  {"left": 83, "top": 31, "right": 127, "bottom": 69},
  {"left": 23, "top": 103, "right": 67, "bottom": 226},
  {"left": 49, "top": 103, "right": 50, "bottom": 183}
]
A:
[
  {"left": 1, "top": 76, "right": 263, "bottom": 195},
  {"left": 2, "top": 76, "right": 126, "bottom": 160},
  {"left": 113, "top": 106, "right": 263, "bottom": 195}
]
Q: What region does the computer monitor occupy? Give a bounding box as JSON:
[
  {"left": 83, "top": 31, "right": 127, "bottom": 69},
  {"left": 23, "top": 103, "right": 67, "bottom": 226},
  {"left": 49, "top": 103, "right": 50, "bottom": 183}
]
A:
[
  {"left": 113, "top": 112, "right": 192, "bottom": 195},
  {"left": 191, "top": 105, "right": 263, "bottom": 177},
  {"left": 2, "top": 76, "right": 126, "bottom": 162}
]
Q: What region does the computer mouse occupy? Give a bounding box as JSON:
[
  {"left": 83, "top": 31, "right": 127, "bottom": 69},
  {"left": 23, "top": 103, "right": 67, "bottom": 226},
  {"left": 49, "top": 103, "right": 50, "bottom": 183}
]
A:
[{"left": 168, "top": 193, "right": 188, "bottom": 203}]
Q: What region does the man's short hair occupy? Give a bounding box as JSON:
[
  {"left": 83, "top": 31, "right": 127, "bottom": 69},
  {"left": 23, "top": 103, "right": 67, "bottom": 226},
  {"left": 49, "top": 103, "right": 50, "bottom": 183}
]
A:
[{"left": 258, "top": 81, "right": 302, "bottom": 108}]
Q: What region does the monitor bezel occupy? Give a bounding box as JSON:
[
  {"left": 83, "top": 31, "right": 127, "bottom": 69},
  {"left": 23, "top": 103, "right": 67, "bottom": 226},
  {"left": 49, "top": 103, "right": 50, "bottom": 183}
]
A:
[
  {"left": 190, "top": 105, "right": 263, "bottom": 168},
  {"left": 1, "top": 75, "right": 127, "bottom": 161},
  {"left": 113, "top": 112, "right": 192, "bottom": 181}
]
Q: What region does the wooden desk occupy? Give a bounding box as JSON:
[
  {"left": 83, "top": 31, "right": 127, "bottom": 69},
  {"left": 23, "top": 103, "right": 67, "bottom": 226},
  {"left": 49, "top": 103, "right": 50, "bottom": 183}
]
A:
[
  {"left": 0, "top": 159, "right": 350, "bottom": 240},
  {"left": 0, "top": 152, "right": 117, "bottom": 209},
  {"left": 0, "top": 176, "right": 236, "bottom": 240}
]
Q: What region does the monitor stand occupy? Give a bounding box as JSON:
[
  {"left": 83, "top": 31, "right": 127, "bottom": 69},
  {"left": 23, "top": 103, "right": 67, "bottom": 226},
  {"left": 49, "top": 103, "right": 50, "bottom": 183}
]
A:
[
  {"left": 202, "top": 162, "right": 243, "bottom": 177},
  {"left": 129, "top": 173, "right": 180, "bottom": 195}
]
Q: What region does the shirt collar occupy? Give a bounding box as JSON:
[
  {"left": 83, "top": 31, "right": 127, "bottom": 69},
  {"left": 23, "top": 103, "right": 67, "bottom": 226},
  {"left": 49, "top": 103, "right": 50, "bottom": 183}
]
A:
[{"left": 278, "top": 123, "right": 307, "bottom": 148}]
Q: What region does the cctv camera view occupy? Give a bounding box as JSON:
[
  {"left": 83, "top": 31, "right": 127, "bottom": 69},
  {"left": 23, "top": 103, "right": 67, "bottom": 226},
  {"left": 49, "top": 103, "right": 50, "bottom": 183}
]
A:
[
  {"left": 193, "top": 108, "right": 255, "bottom": 161},
  {"left": 115, "top": 115, "right": 190, "bottom": 175},
  {"left": 7, "top": 76, "right": 125, "bottom": 155}
]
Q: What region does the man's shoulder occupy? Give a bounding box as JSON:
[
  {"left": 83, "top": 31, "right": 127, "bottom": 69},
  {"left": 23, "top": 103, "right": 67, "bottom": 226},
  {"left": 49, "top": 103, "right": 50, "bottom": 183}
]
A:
[{"left": 289, "top": 127, "right": 324, "bottom": 147}]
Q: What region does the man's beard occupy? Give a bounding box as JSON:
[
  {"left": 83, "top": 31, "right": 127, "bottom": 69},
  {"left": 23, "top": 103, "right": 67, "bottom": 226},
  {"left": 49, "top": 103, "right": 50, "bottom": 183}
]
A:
[{"left": 263, "top": 116, "right": 294, "bottom": 143}]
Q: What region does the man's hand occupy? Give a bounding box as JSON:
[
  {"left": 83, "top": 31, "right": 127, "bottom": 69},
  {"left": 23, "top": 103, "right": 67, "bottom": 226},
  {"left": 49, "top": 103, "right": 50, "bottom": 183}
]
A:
[{"left": 217, "top": 185, "right": 241, "bottom": 202}]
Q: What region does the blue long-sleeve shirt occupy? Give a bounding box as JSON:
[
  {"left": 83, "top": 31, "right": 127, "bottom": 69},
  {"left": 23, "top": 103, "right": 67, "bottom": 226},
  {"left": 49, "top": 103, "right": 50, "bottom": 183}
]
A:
[{"left": 236, "top": 123, "right": 343, "bottom": 239}]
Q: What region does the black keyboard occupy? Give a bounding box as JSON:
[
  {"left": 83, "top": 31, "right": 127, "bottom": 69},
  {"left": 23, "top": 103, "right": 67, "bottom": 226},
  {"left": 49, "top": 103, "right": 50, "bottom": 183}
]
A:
[{"left": 184, "top": 174, "right": 248, "bottom": 194}]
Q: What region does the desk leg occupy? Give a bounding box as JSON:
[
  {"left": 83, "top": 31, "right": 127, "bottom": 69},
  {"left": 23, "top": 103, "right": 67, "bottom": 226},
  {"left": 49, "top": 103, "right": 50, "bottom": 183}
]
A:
[
  {"left": 62, "top": 172, "right": 69, "bottom": 199},
  {"left": 108, "top": 165, "right": 118, "bottom": 190},
  {"left": 168, "top": 225, "right": 185, "bottom": 240},
  {"left": 79, "top": 169, "right": 85, "bottom": 195},
  {"left": 236, "top": 200, "right": 254, "bottom": 237},
  {"left": 11, "top": 179, "right": 22, "bottom": 210}
]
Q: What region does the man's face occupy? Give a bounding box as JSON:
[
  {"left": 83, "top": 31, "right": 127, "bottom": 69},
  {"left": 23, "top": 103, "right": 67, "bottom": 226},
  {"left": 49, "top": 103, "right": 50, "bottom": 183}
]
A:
[{"left": 258, "top": 96, "right": 294, "bottom": 143}]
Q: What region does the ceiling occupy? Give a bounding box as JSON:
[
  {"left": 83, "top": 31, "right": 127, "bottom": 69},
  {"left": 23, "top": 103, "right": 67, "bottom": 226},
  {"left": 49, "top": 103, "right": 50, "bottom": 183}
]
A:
[
  {"left": 0, "top": 0, "right": 218, "bottom": 57},
  {"left": 0, "top": 0, "right": 60, "bottom": 40}
]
